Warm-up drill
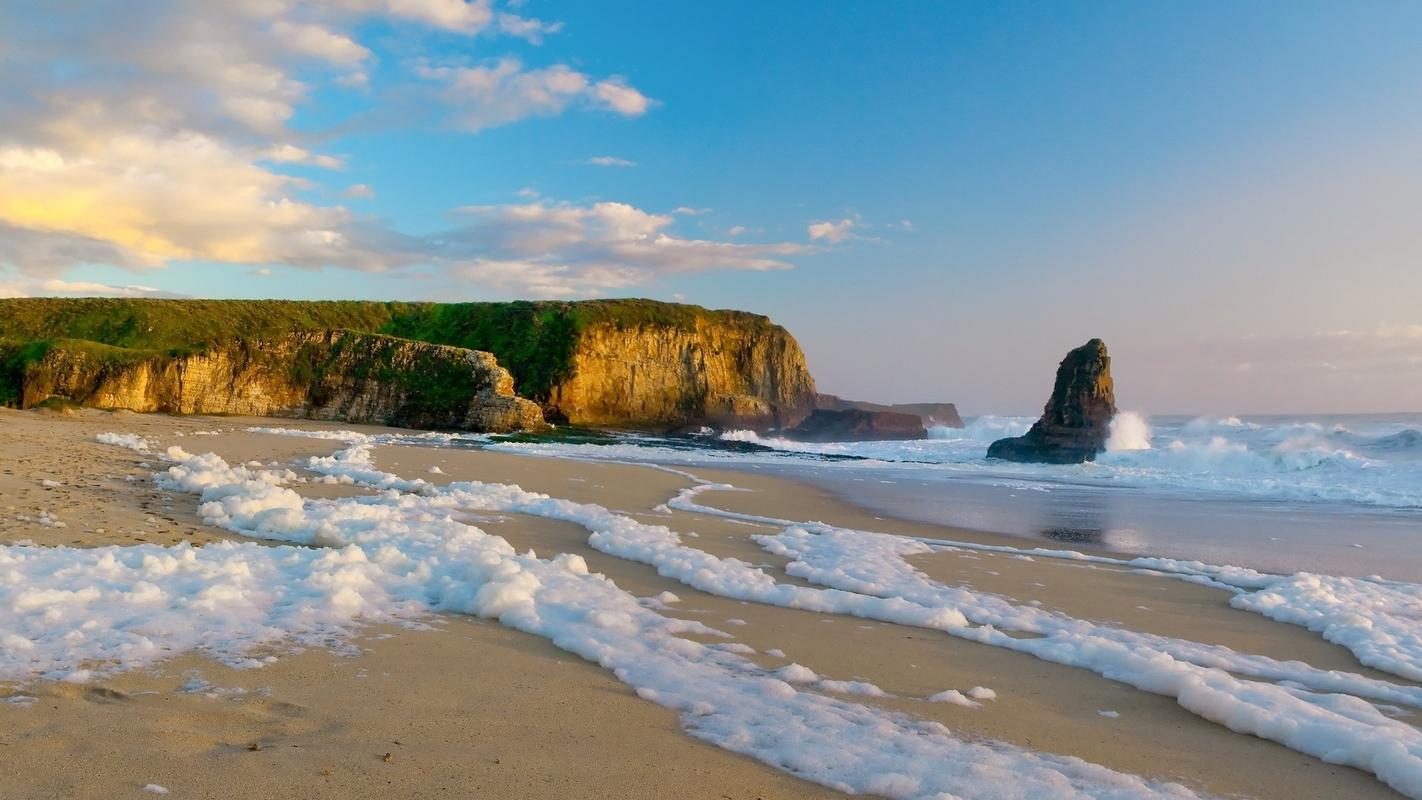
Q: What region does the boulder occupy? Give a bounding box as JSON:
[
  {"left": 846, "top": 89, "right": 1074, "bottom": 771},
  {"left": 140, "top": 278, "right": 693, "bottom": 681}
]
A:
[
  {"left": 987, "top": 339, "right": 1117, "bottom": 463},
  {"left": 784, "top": 408, "right": 927, "bottom": 442}
]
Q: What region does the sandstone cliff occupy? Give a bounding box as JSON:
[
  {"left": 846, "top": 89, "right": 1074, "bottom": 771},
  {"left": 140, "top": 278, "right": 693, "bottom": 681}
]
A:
[
  {"left": 356, "top": 299, "right": 818, "bottom": 429},
  {"left": 13, "top": 330, "right": 545, "bottom": 432},
  {"left": 986, "top": 338, "right": 1117, "bottom": 464},
  {"left": 542, "top": 317, "right": 816, "bottom": 428},
  {"left": 0, "top": 298, "right": 818, "bottom": 431}
]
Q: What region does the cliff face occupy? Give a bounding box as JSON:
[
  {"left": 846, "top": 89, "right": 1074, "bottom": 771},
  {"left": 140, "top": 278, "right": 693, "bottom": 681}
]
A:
[
  {"left": 545, "top": 318, "right": 817, "bottom": 428},
  {"left": 0, "top": 298, "right": 819, "bottom": 431},
  {"left": 987, "top": 339, "right": 1117, "bottom": 464},
  {"left": 815, "top": 394, "right": 964, "bottom": 428},
  {"left": 785, "top": 409, "right": 927, "bottom": 442},
  {"left": 18, "top": 330, "right": 545, "bottom": 433}
]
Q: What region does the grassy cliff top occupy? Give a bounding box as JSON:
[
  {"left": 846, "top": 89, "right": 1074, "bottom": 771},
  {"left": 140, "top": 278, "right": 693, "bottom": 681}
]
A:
[{"left": 0, "top": 298, "right": 787, "bottom": 401}]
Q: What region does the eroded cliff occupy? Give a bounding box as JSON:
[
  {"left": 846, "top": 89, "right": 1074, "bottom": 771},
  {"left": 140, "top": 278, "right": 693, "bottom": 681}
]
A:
[
  {"left": 12, "top": 330, "right": 545, "bottom": 432},
  {"left": 0, "top": 298, "right": 821, "bottom": 430},
  {"left": 543, "top": 317, "right": 816, "bottom": 428}
]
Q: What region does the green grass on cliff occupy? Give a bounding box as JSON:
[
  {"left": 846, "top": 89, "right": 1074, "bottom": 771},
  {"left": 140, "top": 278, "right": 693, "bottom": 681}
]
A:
[{"left": 0, "top": 298, "right": 781, "bottom": 406}]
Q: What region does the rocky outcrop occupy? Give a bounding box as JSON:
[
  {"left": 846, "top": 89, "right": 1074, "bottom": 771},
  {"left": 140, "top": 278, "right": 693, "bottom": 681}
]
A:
[
  {"left": 0, "top": 298, "right": 819, "bottom": 431},
  {"left": 544, "top": 318, "right": 817, "bottom": 429},
  {"left": 18, "top": 330, "right": 545, "bottom": 433},
  {"left": 987, "top": 339, "right": 1117, "bottom": 463},
  {"left": 815, "top": 394, "right": 964, "bottom": 428},
  {"left": 785, "top": 409, "right": 927, "bottom": 442}
]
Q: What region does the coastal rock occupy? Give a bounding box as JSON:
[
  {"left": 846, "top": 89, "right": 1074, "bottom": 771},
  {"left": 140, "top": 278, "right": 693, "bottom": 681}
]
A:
[
  {"left": 987, "top": 339, "right": 1117, "bottom": 463},
  {"left": 784, "top": 408, "right": 928, "bottom": 442},
  {"left": 541, "top": 315, "right": 817, "bottom": 430},
  {"left": 0, "top": 298, "right": 817, "bottom": 431},
  {"left": 17, "top": 330, "right": 546, "bottom": 433},
  {"left": 815, "top": 394, "right": 964, "bottom": 429}
]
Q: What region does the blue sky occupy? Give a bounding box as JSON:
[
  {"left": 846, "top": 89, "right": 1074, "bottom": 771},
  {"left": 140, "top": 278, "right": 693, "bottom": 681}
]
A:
[{"left": 2, "top": 2, "right": 1420, "bottom": 413}]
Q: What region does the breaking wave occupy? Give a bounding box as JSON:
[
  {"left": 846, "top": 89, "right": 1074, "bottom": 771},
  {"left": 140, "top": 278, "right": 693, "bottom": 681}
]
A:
[{"left": 492, "top": 414, "right": 1422, "bottom": 510}]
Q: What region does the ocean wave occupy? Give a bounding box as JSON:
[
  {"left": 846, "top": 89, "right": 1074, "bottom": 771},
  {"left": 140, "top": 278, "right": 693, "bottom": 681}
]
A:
[{"left": 593, "top": 415, "right": 1422, "bottom": 509}]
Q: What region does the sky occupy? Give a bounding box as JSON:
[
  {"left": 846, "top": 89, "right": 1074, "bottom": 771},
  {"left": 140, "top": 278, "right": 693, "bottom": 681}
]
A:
[{"left": 1, "top": 1, "right": 1420, "bottom": 415}]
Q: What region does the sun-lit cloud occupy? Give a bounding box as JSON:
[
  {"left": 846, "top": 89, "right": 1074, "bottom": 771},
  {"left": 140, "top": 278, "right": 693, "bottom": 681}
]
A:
[
  {"left": 0, "top": 1, "right": 795, "bottom": 302},
  {"left": 0, "top": 271, "right": 183, "bottom": 298},
  {"left": 271, "top": 21, "right": 371, "bottom": 67},
  {"left": 378, "top": 0, "right": 496, "bottom": 33},
  {"left": 417, "top": 58, "right": 653, "bottom": 132},
  {"left": 263, "top": 144, "right": 345, "bottom": 170},
  {"left": 496, "top": 12, "right": 564, "bottom": 44},
  {"left": 0, "top": 135, "right": 374, "bottom": 268},
  {"left": 807, "top": 218, "right": 857, "bottom": 244},
  {"left": 592, "top": 78, "right": 654, "bottom": 116},
  {"left": 439, "top": 200, "right": 809, "bottom": 296},
  {"left": 584, "top": 156, "right": 636, "bottom": 167}
]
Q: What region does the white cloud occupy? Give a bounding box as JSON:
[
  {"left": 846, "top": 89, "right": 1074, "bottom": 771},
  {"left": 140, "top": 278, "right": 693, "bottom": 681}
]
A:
[
  {"left": 673, "top": 206, "right": 709, "bottom": 216},
  {"left": 271, "top": 21, "right": 371, "bottom": 67},
  {"left": 0, "top": 269, "right": 182, "bottom": 298},
  {"left": 726, "top": 225, "right": 747, "bottom": 237},
  {"left": 380, "top": 0, "right": 495, "bottom": 32},
  {"left": 0, "top": 134, "right": 384, "bottom": 269},
  {"left": 0, "top": 2, "right": 785, "bottom": 300},
  {"left": 440, "top": 200, "right": 808, "bottom": 296},
  {"left": 591, "top": 78, "right": 653, "bottom": 116},
  {"left": 264, "top": 144, "right": 345, "bottom": 169},
  {"left": 496, "top": 12, "right": 563, "bottom": 44},
  {"left": 584, "top": 156, "right": 636, "bottom": 167},
  {"left": 39, "top": 279, "right": 169, "bottom": 297},
  {"left": 808, "top": 218, "right": 856, "bottom": 244},
  {"left": 418, "top": 58, "right": 653, "bottom": 131}
]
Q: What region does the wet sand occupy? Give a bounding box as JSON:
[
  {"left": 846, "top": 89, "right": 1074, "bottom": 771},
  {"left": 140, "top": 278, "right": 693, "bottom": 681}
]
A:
[{"left": 0, "top": 408, "right": 1411, "bottom": 799}]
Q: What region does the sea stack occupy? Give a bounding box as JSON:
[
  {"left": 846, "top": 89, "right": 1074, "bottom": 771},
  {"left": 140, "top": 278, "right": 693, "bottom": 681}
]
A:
[{"left": 987, "top": 338, "right": 1117, "bottom": 464}]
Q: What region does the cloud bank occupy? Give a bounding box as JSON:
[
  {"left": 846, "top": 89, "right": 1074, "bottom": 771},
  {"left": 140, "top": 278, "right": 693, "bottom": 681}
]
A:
[{"left": 0, "top": 0, "right": 802, "bottom": 297}]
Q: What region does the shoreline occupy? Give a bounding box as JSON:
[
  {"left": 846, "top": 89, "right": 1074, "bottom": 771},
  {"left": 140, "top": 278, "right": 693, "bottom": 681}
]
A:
[{"left": 0, "top": 408, "right": 1412, "bottom": 799}]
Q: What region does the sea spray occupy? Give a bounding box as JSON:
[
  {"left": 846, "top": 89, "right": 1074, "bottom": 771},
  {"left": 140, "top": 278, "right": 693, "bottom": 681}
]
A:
[{"left": 1106, "top": 412, "right": 1152, "bottom": 452}]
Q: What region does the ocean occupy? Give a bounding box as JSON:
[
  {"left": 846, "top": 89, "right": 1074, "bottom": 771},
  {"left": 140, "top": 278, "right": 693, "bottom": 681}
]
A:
[{"left": 482, "top": 412, "right": 1422, "bottom": 580}]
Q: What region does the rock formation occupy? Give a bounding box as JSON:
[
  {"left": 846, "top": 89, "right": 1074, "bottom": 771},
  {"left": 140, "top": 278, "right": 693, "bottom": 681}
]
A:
[
  {"left": 815, "top": 394, "right": 964, "bottom": 428},
  {"left": 541, "top": 316, "right": 817, "bottom": 429},
  {"left": 785, "top": 409, "right": 928, "bottom": 442},
  {"left": 986, "top": 339, "right": 1117, "bottom": 463},
  {"left": 0, "top": 298, "right": 819, "bottom": 431},
  {"left": 15, "top": 330, "right": 545, "bottom": 433}
]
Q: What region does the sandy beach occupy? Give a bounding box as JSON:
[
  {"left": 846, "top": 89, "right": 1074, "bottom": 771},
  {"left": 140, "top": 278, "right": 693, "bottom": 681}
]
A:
[{"left": 0, "top": 407, "right": 1411, "bottom": 799}]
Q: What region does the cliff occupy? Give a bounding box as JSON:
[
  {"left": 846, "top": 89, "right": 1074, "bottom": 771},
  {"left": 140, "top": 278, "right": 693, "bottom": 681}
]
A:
[
  {"left": 0, "top": 298, "right": 818, "bottom": 430},
  {"left": 542, "top": 315, "right": 816, "bottom": 428},
  {"left": 785, "top": 409, "right": 927, "bottom": 442},
  {"left": 8, "top": 330, "right": 545, "bottom": 432},
  {"left": 986, "top": 339, "right": 1117, "bottom": 464},
  {"left": 382, "top": 300, "right": 818, "bottom": 429},
  {"left": 815, "top": 394, "right": 964, "bottom": 428}
]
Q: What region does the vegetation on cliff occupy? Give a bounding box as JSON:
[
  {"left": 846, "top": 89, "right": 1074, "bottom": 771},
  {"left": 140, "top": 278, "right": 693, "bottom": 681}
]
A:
[
  {"left": 0, "top": 298, "right": 815, "bottom": 428},
  {"left": 12, "top": 329, "right": 545, "bottom": 432}
]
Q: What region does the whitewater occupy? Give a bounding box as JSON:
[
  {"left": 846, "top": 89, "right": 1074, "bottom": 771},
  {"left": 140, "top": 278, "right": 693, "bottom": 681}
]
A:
[
  {"left": 482, "top": 412, "right": 1422, "bottom": 579},
  {"left": 6, "top": 427, "right": 1422, "bottom": 799}
]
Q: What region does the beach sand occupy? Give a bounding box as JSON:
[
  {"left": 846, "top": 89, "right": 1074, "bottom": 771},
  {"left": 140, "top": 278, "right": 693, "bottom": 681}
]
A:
[{"left": 0, "top": 408, "right": 1409, "bottom": 799}]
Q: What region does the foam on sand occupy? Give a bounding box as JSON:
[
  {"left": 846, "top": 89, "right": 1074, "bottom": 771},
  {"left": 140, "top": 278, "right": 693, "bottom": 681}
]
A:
[
  {"left": 267, "top": 430, "right": 1422, "bottom": 798},
  {"left": 0, "top": 431, "right": 1220, "bottom": 799}
]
